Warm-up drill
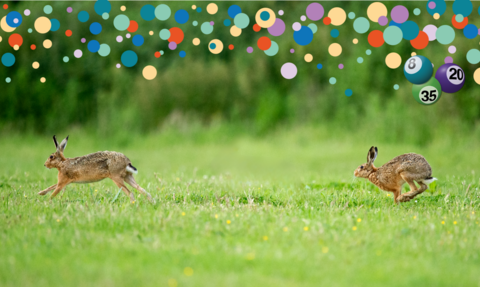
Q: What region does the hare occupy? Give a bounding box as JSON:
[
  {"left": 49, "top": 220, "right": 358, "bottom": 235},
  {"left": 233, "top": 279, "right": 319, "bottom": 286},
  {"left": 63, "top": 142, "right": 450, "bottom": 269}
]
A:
[
  {"left": 39, "top": 135, "right": 153, "bottom": 202},
  {"left": 354, "top": 146, "right": 436, "bottom": 203}
]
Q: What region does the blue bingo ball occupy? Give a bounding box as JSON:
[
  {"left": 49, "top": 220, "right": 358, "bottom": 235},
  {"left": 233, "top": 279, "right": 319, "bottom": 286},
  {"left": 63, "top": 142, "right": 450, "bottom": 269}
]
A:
[{"left": 404, "top": 55, "right": 433, "bottom": 85}]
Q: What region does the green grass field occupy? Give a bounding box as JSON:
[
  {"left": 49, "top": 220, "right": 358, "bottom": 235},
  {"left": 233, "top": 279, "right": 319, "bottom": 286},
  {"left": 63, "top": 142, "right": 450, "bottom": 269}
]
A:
[{"left": 1, "top": 129, "right": 479, "bottom": 286}]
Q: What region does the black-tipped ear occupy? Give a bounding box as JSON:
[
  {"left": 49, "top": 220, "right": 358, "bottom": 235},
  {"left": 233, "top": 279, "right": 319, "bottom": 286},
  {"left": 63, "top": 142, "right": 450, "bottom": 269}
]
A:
[
  {"left": 367, "top": 146, "right": 377, "bottom": 164},
  {"left": 59, "top": 135, "right": 69, "bottom": 152},
  {"left": 53, "top": 135, "right": 59, "bottom": 149}
]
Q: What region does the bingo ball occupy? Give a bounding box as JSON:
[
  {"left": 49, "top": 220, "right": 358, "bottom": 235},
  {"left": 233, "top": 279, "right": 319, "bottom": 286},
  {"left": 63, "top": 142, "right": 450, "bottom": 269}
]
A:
[
  {"left": 404, "top": 55, "right": 433, "bottom": 85},
  {"left": 412, "top": 77, "right": 442, "bottom": 105},
  {"left": 434, "top": 63, "right": 465, "bottom": 93}
]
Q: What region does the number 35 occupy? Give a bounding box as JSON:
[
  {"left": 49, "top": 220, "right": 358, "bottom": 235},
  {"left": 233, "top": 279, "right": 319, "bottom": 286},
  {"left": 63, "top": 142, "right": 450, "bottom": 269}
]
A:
[{"left": 421, "top": 90, "right": 437, "bottom": 102}]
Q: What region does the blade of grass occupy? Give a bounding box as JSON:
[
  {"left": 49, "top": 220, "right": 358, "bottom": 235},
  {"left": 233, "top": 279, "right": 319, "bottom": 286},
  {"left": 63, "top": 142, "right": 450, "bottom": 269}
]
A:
[
  {"left": 110, "top": 187, "right": 123, "bottom": 204},
  {"left": 89, "top": 187, "right": 95, "bottom": 203}
]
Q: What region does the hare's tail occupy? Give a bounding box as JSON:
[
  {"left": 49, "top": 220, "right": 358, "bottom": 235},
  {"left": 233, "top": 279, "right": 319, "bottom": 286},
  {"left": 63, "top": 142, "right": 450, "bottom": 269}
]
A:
[
  {"left": 126, "top": 163, "right": 138, "bottom": 174},
  {"left": 421, "top": 177, "right": 437, "bottom": 185}
]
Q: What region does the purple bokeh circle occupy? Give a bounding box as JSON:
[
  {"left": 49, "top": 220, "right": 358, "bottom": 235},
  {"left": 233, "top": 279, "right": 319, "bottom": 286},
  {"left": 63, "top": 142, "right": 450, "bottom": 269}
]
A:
[
  {"left": 67, "top": 7, "right": 73, "bottom": 13},
  {"left": 24, "top": 9, "right": 31, "bottom": 16},
  {"left": 391, "top": 5, "right": 409, "bottom": 24},
  {"left": 444, "top": 56, "right": 453, "bottom": 64},
  {"left": 378, "top": 16, "right": 388, "bottom": 26},
  {"left": 448, "top": 45, "right": 456, "bottom": 54},
  {"left": 81, "top": 38, "right": 86, "bottom": 43},
  {"left": 428, "top": 2, "right": 436, "bottom": 9},
  {"left": 247, "top": 47, "right": 253, "bottom": 53},
  {"left": 169, "top": 42, "right": 177, "bottom": 50},
  {"left": 116, "top": 36, "right": 123, "bottom": 42},
  {"left": 306, "top": 3, "right": 324, "bottom": 21},
  {"left": 268, "top": 19, "right": 286, "bottom": 36},
  {"left": 290, "top": 49, "right": 295, "bottom": 53},
  {"left": 339, "top": 64, "right": 344, "bottom": 69},
  {"left": 116, "top": 64, "right": 121, "bottom": 68},
  {"left": 210, "top": 21, "right": 214, "bottom": 26}
]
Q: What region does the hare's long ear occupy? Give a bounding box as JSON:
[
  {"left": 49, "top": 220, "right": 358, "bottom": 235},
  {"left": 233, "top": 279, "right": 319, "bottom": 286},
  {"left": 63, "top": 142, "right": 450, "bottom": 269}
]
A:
[
  {"left": 53, "top": 135, "right": 59, "bottom": 149},
  {"left": 367, "top": 146, "right": 377, "bottom": 165},
  {"left": 59, "top": 135, "right": 69, "bottom": 153}
]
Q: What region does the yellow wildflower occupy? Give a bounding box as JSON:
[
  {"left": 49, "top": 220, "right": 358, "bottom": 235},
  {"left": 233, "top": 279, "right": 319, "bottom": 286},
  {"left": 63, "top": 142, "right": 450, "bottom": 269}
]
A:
[
  {"left": 454, "top": 221, "right": 457, "bottom": 225},
  {"left": 441, "top": 221, "right": 445, "bottom": 224},
  {"left": 352, "top": 226, "right": 357, "bottom": 231},
  {"left": 183, "top": 267, "right": 193, "bottom": 276},
  {"left": 322, "top": 247, "right": 329, "bottom": 253},
  {"left": 167, "top": 278, "right": 178, "bottom": 287},
  {"left": 226, "top": 220, "right": 231, "bottom": 224},
  {"left": 357, "top": 218, "right": 361, "bottom": 222},
  {"left": 283, "top": 227, "right": 288, "bottom": 232},
  {"left": 263, "top": 236, "right": 268, "bottom": 241},
  {"left": 181, "top": 212, "right": 185, "bottom": 216}
]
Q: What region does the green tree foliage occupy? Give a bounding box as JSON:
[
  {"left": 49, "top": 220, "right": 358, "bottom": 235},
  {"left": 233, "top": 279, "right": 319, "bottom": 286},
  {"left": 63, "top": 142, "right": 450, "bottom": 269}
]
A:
[{"left": 1, "top": 2, "right": 479, "bottom": 142}]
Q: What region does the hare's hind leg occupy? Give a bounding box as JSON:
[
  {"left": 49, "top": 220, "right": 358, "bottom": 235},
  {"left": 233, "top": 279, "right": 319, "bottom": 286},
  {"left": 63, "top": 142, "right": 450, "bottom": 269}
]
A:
[
  {"left": 397, "top": 174, "right": 427, "bottom": 202},
  {"left": 399, "top": 183, "right": 427, "bottom": 202},
  {"left": 124, "top": 174, "right": 153, "bottom": 202},
  {"left": 39, "top": 184, "right": 57, "bottom": 195},
  {"left": 111, "top": 177, "right": 135, "bottom": 202}
]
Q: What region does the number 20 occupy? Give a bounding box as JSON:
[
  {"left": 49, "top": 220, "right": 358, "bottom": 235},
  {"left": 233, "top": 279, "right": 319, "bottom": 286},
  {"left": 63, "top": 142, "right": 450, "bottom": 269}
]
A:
[{"left": 449, "top": 67, "right": 464, "bottom": 81}]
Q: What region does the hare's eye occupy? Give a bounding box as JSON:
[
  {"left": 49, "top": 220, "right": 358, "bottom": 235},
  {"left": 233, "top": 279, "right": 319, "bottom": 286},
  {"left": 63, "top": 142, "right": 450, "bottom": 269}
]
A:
[
  {"left": 49, "top": 155, "right": 53, "bottom": 159},
  {"left": 360, "top": 166, "right": 364, "bottom": 169}
]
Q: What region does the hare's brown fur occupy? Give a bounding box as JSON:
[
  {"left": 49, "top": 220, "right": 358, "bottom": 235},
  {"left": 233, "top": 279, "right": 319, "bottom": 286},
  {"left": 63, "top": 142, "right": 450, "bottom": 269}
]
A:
[
  {"left": 39, "top": 136, "right": 153, "bottom": 202},
  {"left": 354, "top": 147, "right": 436, "bottom": 203}
]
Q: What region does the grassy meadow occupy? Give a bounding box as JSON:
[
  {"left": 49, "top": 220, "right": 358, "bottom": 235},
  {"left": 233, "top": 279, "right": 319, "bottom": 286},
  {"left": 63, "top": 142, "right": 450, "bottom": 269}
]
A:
[
  {"left": 2, "top": 1, "right": 480, "bottom": 285},
  {"left": 1, "top": 128, "right": 480, "bottom": 287}
]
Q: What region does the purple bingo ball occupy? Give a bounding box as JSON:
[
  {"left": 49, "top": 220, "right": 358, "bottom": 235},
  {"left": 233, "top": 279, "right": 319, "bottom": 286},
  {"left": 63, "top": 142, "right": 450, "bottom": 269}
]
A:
[{"left": 434, "top": 63, "right": 465, "bottom": 93}]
